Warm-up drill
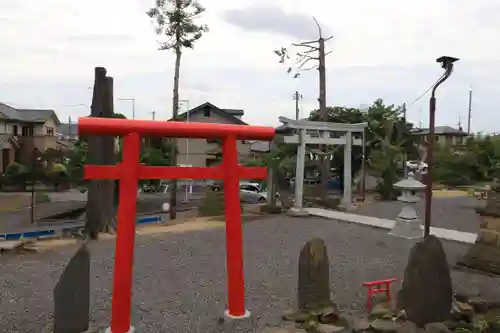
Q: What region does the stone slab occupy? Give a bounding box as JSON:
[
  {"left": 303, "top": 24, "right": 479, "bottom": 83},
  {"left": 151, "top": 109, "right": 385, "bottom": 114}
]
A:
[
  {"left": 53, "top": 244, "right": 90, "bottom": 333},
  {"left": 306, "top": 207, "right": 477, "bottom": 244}
]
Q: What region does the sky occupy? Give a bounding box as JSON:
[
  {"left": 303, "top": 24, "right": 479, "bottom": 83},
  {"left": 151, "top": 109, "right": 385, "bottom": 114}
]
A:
[{"left": 1, "top": 0, "right": 499, "bottom": 132}]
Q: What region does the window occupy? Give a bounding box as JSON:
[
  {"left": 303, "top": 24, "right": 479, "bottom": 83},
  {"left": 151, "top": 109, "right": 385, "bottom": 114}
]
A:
[
  {"left": 445, "top": 136, "right": 452, "bottom": 145},
  {"left": 203, "top": 107, "right": 210, "bottom": 117},
  {"left": 22, "top": 126, "right": 33, "bottom": 136},
  {"left": 456, "top": 136, "right": 464, "bottom": 145},
  {"left": 12, "top": 125, "right": 18, "bottom": 136},
  {"left": 46, "top": 127, "right": 54, "bottom": 136},
  {"left": 240, "top": 184, "right": 260, "bottom": 193}
]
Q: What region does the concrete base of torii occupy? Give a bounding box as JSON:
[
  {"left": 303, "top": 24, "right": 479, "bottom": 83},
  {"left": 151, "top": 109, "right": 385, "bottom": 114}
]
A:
[
  {"left": 287, "top": 207, "right": 310, "bottom": 217},
  {"left": 338, "top": 201, "right": 358, "bottom": 212}
]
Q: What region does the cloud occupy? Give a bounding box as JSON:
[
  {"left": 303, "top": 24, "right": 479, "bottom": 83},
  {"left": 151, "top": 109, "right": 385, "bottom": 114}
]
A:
[
  {"left": 221, "top": 5, "right": 329, "bottom": 40},
  {"left": 2, "top": 60, "right": 498, "bottom": 131},
  {"left": 63, "top": 34, "right": 135, "bottom": 43},
  {"left": 1, "top": 0, "right": 500, "bottom": 134}
]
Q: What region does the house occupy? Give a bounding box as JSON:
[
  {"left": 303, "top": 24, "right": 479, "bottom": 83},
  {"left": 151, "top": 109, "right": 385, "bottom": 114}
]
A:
[
  {"left": 412, "top": 126, "right": 469, "bottom": 147},
  {"left": 169, "top": 102, "right": 268, "bottom": 166},
  {"left": 0, "top": 102, "right": 61, "bottom": 173}
]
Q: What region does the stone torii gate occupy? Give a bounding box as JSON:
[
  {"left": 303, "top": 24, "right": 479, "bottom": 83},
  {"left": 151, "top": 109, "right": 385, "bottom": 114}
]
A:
[{"left": 278, "top": 117, "right": 367, "bottom": 213}]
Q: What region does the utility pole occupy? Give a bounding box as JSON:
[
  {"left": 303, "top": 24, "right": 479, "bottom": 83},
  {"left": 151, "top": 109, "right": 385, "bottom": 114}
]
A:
[
  {"left": 292, "top": 91, "right": 303, "bottom": 120},
  {"left": 467, "top": 87, "right": 472, "bottom": 134},
  {"left": 68, "top": 116, "right": 72, "bottom": 141},
  {"left": 316, "top": 22, "right": 332, "bottom": 198},
  {"left": 179, "top": 100, "right": 190, "bottom": 203},
  {"left": 402, "top": 103, "right": 407, "bottom": 177},
  {"left": 151, "top": 110, "right": 156, "bottom": 120}
]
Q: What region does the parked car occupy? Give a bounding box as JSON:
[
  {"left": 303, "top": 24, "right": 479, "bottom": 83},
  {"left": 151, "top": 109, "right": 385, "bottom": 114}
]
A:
[
  {"left": 239, "top": 182, "right": 267, "bottom": 202},
  {"left": 207, "top": 181, "right": 223, "bottom": 191},
  {"left": 207, "top": 181, "right": 277, "bottom": 202}
]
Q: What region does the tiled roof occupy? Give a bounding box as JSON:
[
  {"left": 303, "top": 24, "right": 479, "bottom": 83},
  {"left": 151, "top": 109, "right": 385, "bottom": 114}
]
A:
[
  {"left": 0, "top": 102, "right": 59, "bottom": 124},
  {"left": 413, "top": 126, "right": 468, "bottom": 136},
  {"left": 173, "top": 102, "right": 247, "bottom": 125}
]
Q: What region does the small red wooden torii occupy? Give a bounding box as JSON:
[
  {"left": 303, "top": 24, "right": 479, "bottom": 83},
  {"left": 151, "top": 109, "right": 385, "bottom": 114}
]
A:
[{"left": 79, "top": 117, "right": 275, "bottom": 333}]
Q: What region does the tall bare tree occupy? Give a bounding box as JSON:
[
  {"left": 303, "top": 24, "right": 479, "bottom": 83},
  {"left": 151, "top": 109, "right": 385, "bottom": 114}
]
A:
[
  {"left": 147, "top": 0, "right": 208, "bottom": 219},
  {"left": 274, "top": 17, "right": 333, "bottom": 197}
]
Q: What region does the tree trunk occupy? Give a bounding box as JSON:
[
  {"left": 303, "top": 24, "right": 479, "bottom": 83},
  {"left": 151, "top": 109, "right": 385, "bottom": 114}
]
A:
[
  {"left": 318, "top": 37, "right": 329, "bottom": 198},
  {"left": 85, "top": 67, "right": 117, "bottom": 239},
  {"left": 169, "top": 44, "right": 182, "bottom": 220}
]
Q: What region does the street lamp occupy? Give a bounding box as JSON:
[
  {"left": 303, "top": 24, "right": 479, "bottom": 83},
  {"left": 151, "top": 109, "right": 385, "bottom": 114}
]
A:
[
  {"left": 30, "top": 147, "right": 41, "bottom": 224},
  {"left": 118, "top": 98, "right": 136, "bottom": 119},
  {"left": 423, "top": 56, "right": 459, "bottom": 238},
  {"left": 179, "top": 100, "right": 191, "bottom": 203}
]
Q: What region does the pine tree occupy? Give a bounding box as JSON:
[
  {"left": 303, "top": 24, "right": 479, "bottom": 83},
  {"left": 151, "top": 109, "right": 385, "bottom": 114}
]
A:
[{"left": 147, "top": 0, "right": 208, "bottom": 219}]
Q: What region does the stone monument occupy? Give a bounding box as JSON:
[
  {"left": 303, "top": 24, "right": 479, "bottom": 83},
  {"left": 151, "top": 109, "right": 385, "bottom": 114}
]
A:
[
  {"left": 298, "top": 238, "right": 332, "bottom": 310},
  {"left": 53, "top": 244, "right": 90, "bottom": 333},
  {"left": 458, "top": 182, "right": 500, "bottom": 275},
  {"left": 389, "top": 172, "right": 426, "bottom": 239},
  {"left": 397, "top": 235, "right": 453, "bottom": 328}
]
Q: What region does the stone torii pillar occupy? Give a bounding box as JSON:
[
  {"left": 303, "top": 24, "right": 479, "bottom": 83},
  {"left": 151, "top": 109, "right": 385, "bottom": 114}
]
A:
[{"left": 277, "top": 117, "right": 367, "bottom": 213}]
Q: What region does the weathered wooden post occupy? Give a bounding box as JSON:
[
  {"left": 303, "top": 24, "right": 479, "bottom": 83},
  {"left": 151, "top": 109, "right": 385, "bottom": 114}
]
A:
[{"left": 85, "top": 67, "right": 117, "bottom": 238}]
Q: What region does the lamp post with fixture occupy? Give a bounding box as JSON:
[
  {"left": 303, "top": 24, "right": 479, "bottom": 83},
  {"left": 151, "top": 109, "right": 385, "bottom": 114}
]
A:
[{"left": 423, "top": 56, "right": 459, "bottom": 238}]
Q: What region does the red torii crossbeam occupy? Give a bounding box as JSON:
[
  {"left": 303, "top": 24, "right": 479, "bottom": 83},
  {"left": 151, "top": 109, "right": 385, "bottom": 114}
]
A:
[{"left": 79, "top": 117, "right": 275, "bottom": 333}]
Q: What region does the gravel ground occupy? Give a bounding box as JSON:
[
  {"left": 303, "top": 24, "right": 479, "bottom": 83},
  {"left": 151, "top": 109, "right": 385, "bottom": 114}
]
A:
[
  {"left": 356, "top": 196, "right": 485, "bottom": 233},
  {"left": 1, "top": 216, "right": 499, "bottom": 333}
]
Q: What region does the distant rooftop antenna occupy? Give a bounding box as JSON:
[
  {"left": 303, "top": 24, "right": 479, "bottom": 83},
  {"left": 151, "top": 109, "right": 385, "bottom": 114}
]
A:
[{"left": 467, "top": 85, "right": 472, "bottom": 134}]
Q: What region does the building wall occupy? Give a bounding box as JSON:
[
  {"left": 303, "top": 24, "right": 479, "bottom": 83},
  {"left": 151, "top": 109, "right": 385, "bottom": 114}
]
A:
[
  {"left": 41, "top": 117, "right": 58, "bottom": 136},
  {"left": 0, "top": 134, "right": 15, "bottom": 173},
  {"left": 416, "top": 134, "right": 467, "bottom": 147},
  {"left": 175, "top": 111, "right": 252, "bottom": 166},
  {"left": 0, "top": 116, "right": 59, "bottom": 167},
  {"left": 0, "top": 121, "right": 7, "bottom": 134}
]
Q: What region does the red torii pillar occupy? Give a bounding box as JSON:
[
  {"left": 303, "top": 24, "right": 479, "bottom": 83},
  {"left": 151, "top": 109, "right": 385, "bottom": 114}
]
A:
[{"left": 79, "top": 117, "right": 275, "bottom": 333}]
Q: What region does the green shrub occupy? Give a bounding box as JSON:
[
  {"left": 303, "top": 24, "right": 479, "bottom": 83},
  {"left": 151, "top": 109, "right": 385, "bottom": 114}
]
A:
[
  {"left": 45, "top": 163, "right": 69, "bottom": 191},
  {"left": 35, "top": 192, "right": 50, "bottom": 204},
  {"left": 198, "top": 190, "right": 242, "bottom": 217},
  {"left": 5, "top": 162, "right": 27, "bottom": 176}
]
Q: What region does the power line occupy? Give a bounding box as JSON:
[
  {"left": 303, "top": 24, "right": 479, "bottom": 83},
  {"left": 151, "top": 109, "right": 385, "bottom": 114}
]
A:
[{"left": 407, "top": 73, "right": 447, "bottom": 107}]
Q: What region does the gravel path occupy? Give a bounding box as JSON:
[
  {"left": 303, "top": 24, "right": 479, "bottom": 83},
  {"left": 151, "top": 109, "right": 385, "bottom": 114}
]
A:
[
  {"left": 357, "top": 196, "right": 485, "bottom": 233},
  {"left": 1, "top": 216, "right": 499, "bottom": 332}
]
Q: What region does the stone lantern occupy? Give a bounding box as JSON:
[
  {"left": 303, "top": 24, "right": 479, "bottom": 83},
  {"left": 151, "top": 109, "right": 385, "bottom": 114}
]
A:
[{"left": 389, "top": 172, "right": 426, "bottom": 239}]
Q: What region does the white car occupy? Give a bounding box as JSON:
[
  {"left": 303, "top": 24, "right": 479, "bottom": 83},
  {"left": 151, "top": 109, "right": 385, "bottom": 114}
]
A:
[
  {"left": 239, "top": 182, "right": 280, "bottom": 202},
  {"left": 240, "top": 183, "right": 267, "bottom": 202}
]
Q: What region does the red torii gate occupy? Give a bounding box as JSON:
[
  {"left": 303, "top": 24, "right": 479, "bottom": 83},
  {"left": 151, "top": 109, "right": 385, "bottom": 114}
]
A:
[{"left": 79, "top": 117, "right": 275, "bottom": 333}]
